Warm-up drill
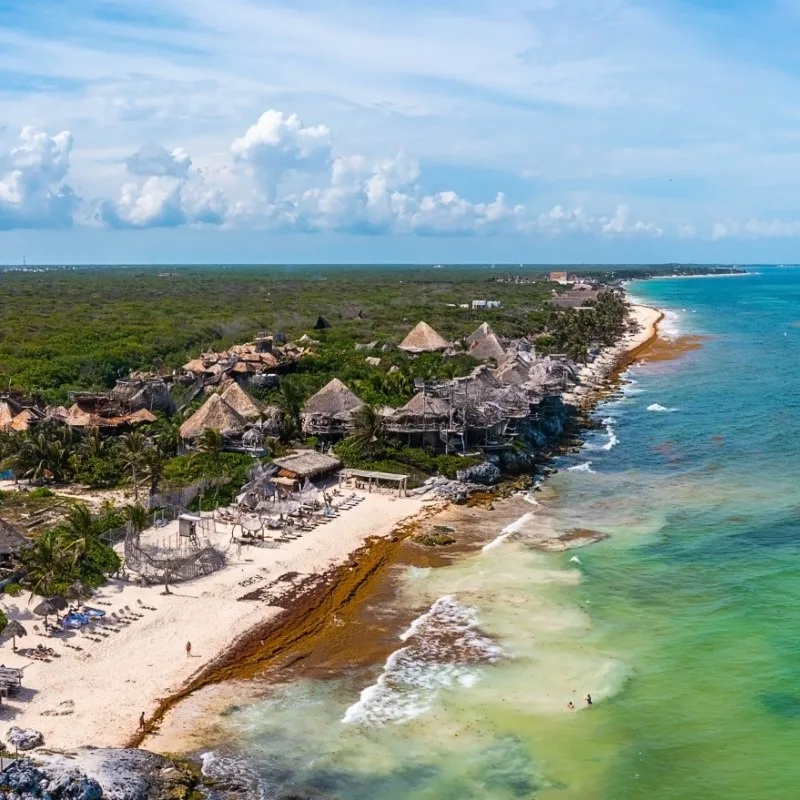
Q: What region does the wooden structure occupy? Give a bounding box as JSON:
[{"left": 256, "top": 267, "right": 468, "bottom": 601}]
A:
[
  {"left": 0, "top": 518, "right": 28, "bottom": 569},
  {"left": 179, "top": 393, "right": 246, "bottom": 440},
  {"left": 398, "top": 321, "right": 451, "bottom": 353},
  {"left": 272, "top": 451, "right": 342, "bottom": 489},
  {"left": 339, "top": 468, "right": 409, "bottom": 496},
  {"left": 301, "top": 378, "right": 364, "bottom": 439}
]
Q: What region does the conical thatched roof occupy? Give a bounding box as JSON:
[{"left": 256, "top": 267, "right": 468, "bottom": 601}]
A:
[
  {"left": 182, "top": 358, "right": 208, "bottom": 374},
  {"left": 0, "top": 518, "right": 28, "bottom": 556},
  {"left": 220, "top": 382, "right": 265, "bottom": 419},
  {"left": 179, "top": 393, "right": 246, "bottom": 439},
  {"left": 398, "top": 321, "right": 451, "bottom": 353},
  {"left": 0, "top": 402, "right": 17, "bottom": 431},
  {"left": 466, "top": 322, "right": 495, "bottom": 347},
  {"left": 313, "top": 316, "right": 332, "bottom": 330},
  {"left": 469, "top": 332, "right": 506, "bottom": 361},
  {"left": 303, "top": 378, "right": 364, "bottom": 416}
]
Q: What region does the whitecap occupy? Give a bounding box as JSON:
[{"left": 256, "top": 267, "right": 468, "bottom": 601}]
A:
[
  {"left": 568, "top": 462, "right": 596, "bottom": 473},
  {"left": 647, "top": 403, "right": 678, "bottom": 413},
  {"left": 342, "top": 596, "right": 501, "bottom": 726},
  {"left": 482, "top": 512, "right": 536, "bottom": 552}
]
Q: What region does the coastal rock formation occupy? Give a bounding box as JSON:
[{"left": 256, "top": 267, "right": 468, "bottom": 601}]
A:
[
  {"left": 456, "top": 462, "right": 501, "bottom": 485},
  {"left": 0, "top": 759, "right": 102, "bottom": 799},
  {"left": 5, "top": 728, "right": 43, "bottom": 751}
]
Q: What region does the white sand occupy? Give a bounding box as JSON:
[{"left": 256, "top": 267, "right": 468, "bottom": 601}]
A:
[
  {"left": 0, "top": 490, "right": 427, "bottom": 750},
  {"left": 563, "top": 303, "right": 663, "bottom": 406}
]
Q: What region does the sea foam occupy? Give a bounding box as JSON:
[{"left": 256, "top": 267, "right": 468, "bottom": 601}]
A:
[
  {"left": 647, "top": 403, "right": 678, "bottom": 413},
  {"left": 568, "top": 462, "right": 596, "bottom": 473},
  {"left": 482, "top": 512, "right": 536, "bottom": 552},
  {"left": 342, "top": 596, "right": 501, "bottom": 726}
]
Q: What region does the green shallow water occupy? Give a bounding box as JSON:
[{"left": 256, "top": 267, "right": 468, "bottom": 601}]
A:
[{"left": 203, "top": 268, "right": 800, "bottom": 799}]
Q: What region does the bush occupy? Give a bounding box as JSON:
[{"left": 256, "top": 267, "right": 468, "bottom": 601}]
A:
[
  {"left": 0, "top": 609, "right": 6, "bottom": 635},
  {"left": 3, "top": 583, "right": 22, "bottom": 597},
  {"left": 28, "top": 487, "right": 54, "bottom": 499}
]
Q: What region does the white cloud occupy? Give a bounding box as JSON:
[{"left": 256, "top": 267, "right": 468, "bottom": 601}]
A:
[
  {"left": 98, "top": 143, "right": 226, "bottom": 228},
  {"left": 0, "top": 126, "right": 80, "bottom": 229},
  {"left": 126, "top": 145, "right": 192, "bottom": 179},
  {"left": 712, "top": 222, "right": 729, "bottom": 241},
  {"left": 231, "top": 110, "right": 332, "bottom": 201},
  {"left": 601, "top": 204, "right": 662, "bottom": 238}
]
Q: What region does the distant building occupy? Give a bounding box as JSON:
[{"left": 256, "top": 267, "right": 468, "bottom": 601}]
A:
[
  {"left": 549, "top": 271, "right": 570, "bottom": 285},
  {"left": 471, "top": 300, "right": 502, "bottom": 310}
]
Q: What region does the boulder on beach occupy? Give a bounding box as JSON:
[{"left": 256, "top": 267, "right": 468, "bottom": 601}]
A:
[
  {"left": 6, "top": 726, "right": 44, "bottom": 751},
  {"left": 0, "top": 758, "right": 102, "bottom": 799}
]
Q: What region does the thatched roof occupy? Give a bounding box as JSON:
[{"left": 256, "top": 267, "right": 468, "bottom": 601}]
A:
[
  {"left": 466, "top": 322, "right": 495, "bottom": 347},
  {"left": 179, "top": 394, "right": 245, "bottom": 439},
  {"left": 399, "top": 392, "right": 451, "bottom": 417},
  {"left": 125, "top": 409, "right": 158, "bottom": 425},
  {"left": 313, "top": 316, "right": 332, "bottom": 330},
  {"left": 220, "top": 382, "right": 265, "bottom": 419},
  {"left": 303, "top": 379, "right": 364, "bottom": 416},
  {"left": 398, "top": 321, "right": 451, "bottom": 353},
  {"left": 10, "top": 409, "right": 39, "bottom": 432},
  {"left": 0, "top": 518, "right": 28, "bottom": 556},
  {"left": 182, "top": 358, "right": 208, "bottom": 374},
  {"left": 273, "top": 451, "right": 342, "bottom": 479},
  {"left": 0, "top": 402, "right": 17, "bottom": 431},
  {"left": 469, "top": 332, "right": 506, "bottom": 361},
  {"left": 493, "top": 354, "right": 532, "bottom": 386}
]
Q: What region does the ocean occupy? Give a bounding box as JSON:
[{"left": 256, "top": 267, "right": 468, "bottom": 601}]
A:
[{"left": 199, "top": 267, "right": 800, "bottom": 799}]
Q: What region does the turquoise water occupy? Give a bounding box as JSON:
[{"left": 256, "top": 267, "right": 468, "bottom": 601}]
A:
[{"left": 204, "top": 268, "right": 800, "bottom": 799}]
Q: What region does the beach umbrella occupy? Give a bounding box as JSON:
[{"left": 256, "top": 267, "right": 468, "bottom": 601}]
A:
[
  {"left": 5, "top": 620, "right": 27, "bottom": 651},
  {"left": 33, "top": 599, "right": 59, "bottom": 625},
  {"left": 48, "top": 596, "right": 68, "bottom": 611}
]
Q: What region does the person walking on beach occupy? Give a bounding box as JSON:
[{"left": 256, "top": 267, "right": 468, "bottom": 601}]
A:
[
  {"left": 186, "top": 641, "right": 192, "bottom": 657},
  {"left": 585, "top": 694, "right": 593, "bottom": 707},
  {"left": 138, "top": 712, "right": 146, "bottom": 732},
  {"left": 567, "top": 701, "right": 575, "bottom": 710}
]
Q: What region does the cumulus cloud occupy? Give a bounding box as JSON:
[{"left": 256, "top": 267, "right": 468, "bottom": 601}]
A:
[
  {"left": 712, "top": 222, "right": 729, "bottom": 241},
  {"left": 231, "top": 110, "right": 332, "bottom": 201},
  {"left": 126, "top": 145, "right": 192, "bottom": 179},
  {"left": 0, "top": 126, "right": 80, "bottom": 229},
  {"left": 601, "top": 204, "right": 662, "bottom": 238},
  {"left": 99, "top": 144, "right": 225, "bottom": 229}
]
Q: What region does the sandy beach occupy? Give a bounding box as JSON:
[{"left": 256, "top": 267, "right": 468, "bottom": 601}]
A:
[
  {"left": 563, "top": 303, "right": 663, "bottom": 406},
  {"left": 0, "top": 490, "right": 428, "bottom": 750},
  {"left": 0, "top": 300, "right": 664, "bottom": 757}
]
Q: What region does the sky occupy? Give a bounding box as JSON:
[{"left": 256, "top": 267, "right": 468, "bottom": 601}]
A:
[{"left": 2, "top": 0, "right": 800, "bottom": 264}]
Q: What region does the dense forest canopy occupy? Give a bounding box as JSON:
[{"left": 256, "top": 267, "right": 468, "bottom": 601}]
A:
[{"left": 0, "top": 263, "right": 736, "bottom": 404}]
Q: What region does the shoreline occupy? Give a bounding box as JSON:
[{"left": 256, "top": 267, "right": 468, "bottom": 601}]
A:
[
  {"left": 0, "top": 295, "right": 665, "bottom": 761},
  {"left": 140, "top": 296, "right": 667, "bottom": 756}
]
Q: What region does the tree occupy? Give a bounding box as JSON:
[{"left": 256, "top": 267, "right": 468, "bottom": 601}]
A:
[
  {"left": 123, "top": 503, "right": 149, "bottom": 534},
  {"left": 118, "top": 431, "right": 151, "bottom": 502},
  {"left": 351, "top": 404, "right": 387, "bottom": 459},
  {"left": 20, "top": 532, "right": 75, "bottom": 598},
  {"left": 276, "top": 378, "right": 304, "bottom": 443}
]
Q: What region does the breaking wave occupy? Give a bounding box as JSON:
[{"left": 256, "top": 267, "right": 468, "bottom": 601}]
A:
[
  {"left": 586, "top": 417, "right": 618, "bottom": 452},
  {"left": 648, "top": 403, "right": 678, "bottom": 413},
  {"left": 342, "top": 596, "right": 502, "bottom": 726},
  {"left": 568, "top": 462, "right": 596, "bottom": 473},
  {"left": 482, "top": 512, "right": 536, "bottom": 552}
]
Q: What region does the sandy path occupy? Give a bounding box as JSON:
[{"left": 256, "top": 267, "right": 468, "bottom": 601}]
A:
[{"left": 0, "top": 490, "right": 426, "bottom": 750}]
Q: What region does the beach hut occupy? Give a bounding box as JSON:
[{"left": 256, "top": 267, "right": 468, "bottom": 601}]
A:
[
  {"left": 313, "top": 316, "right": 332, "bottom": 330},
  {"left": 220, "top": 382, "right": 265, "bottom": 420},
  {"left": 398, "top": 321, "right": 451, "bottom": 353},
  {"left": 468, "top": 333, "right": 506, "bottom": 362},
  {"left": 179, "top": 394, "right": 246, "bottom": 440},
  {"left": 466, "top": 322, "right": 495, "bottom": 348},
  {"left": 9, "top": 409, "right": 40, "bottom": 432},
  {"left": 0, "top": 401, "right": 19, "bottom": 431},
  {"left": 272, "top": 451, "right": 343, "bottom": 488},
  {"left": 301, "top": 378, "right": 364, "bottom": 438},
  {"left": 0, "top": 518, "right": 29, "bottom": 569}
]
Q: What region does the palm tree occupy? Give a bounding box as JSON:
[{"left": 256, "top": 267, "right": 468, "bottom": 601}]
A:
[
  {"left": 20, "top": 533, "right": 74, "bottom": 598},
  {"left": 142, "top": 445, "right": 166, "bottom": 496},
  {"left": 351, "top": 404, "right": 386, "bottom": 459},
  {"left": 123, "top": 503, "right": 149, "bottom": 535},
  {"left": 152, "top": 416, "right": 181, "bottom": 459},
  {"left": 192, "top": 428, "right": 225, "bottom": 508},
  {"left": 117, "top": 431, "right": 151, "bottom": 502},
  {"left": 276, "top": 378, "right": 303, "bottom": 442}
]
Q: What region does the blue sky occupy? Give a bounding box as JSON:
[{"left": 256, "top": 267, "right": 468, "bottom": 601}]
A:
[{"left": 2, "top": 0, "right": 800, "bottom": 263}]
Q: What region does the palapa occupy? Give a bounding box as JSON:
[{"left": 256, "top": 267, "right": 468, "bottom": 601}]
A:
[
  {"left": 220, "top": 382, "right": 265, "bottom": 419},
  {"left": 0, "top": 401, "right": 18, "bottom": 431},
  {"left": 9, "top": 409, "right": 39, "bottom": 432},
  {"left": 0, "top": 518, "right": 29, "bottom": 559},
  {"left": 179, "top": 393, "right": 246, "bottom": 439},
  {"left": 4, "top": 620, "right": 26, "bottom": 651},
  {"left": 181, "top": 358, "right": 208, "bottom": 374},
  {"left": 398, "top": 321, "right": 451, "bottom": 353},
  {"left": 466, "top": 322, "right": 495, "bottom": 347},
  {"left": 398, "top": 392, "right": 451, "bottom": 418},
  {"left": 468, "top": 332, "right": 506, "bottom": 361},
  {"left": 313, "top": 316, "right": 332, "bottom": 330},
  {"left": 303, "top": 378, "right": 364, "bottom": 416}
]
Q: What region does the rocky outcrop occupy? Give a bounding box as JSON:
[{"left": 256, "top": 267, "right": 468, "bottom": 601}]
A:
[
  {"left": 456, "top": 462, "right": 501, "bottom": 486},
  {"left": 5, "top": 728, "right": 43, "bottom": 752},
  {"left": 0, "top": 759, "right": 102, "bottom": 799}
]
